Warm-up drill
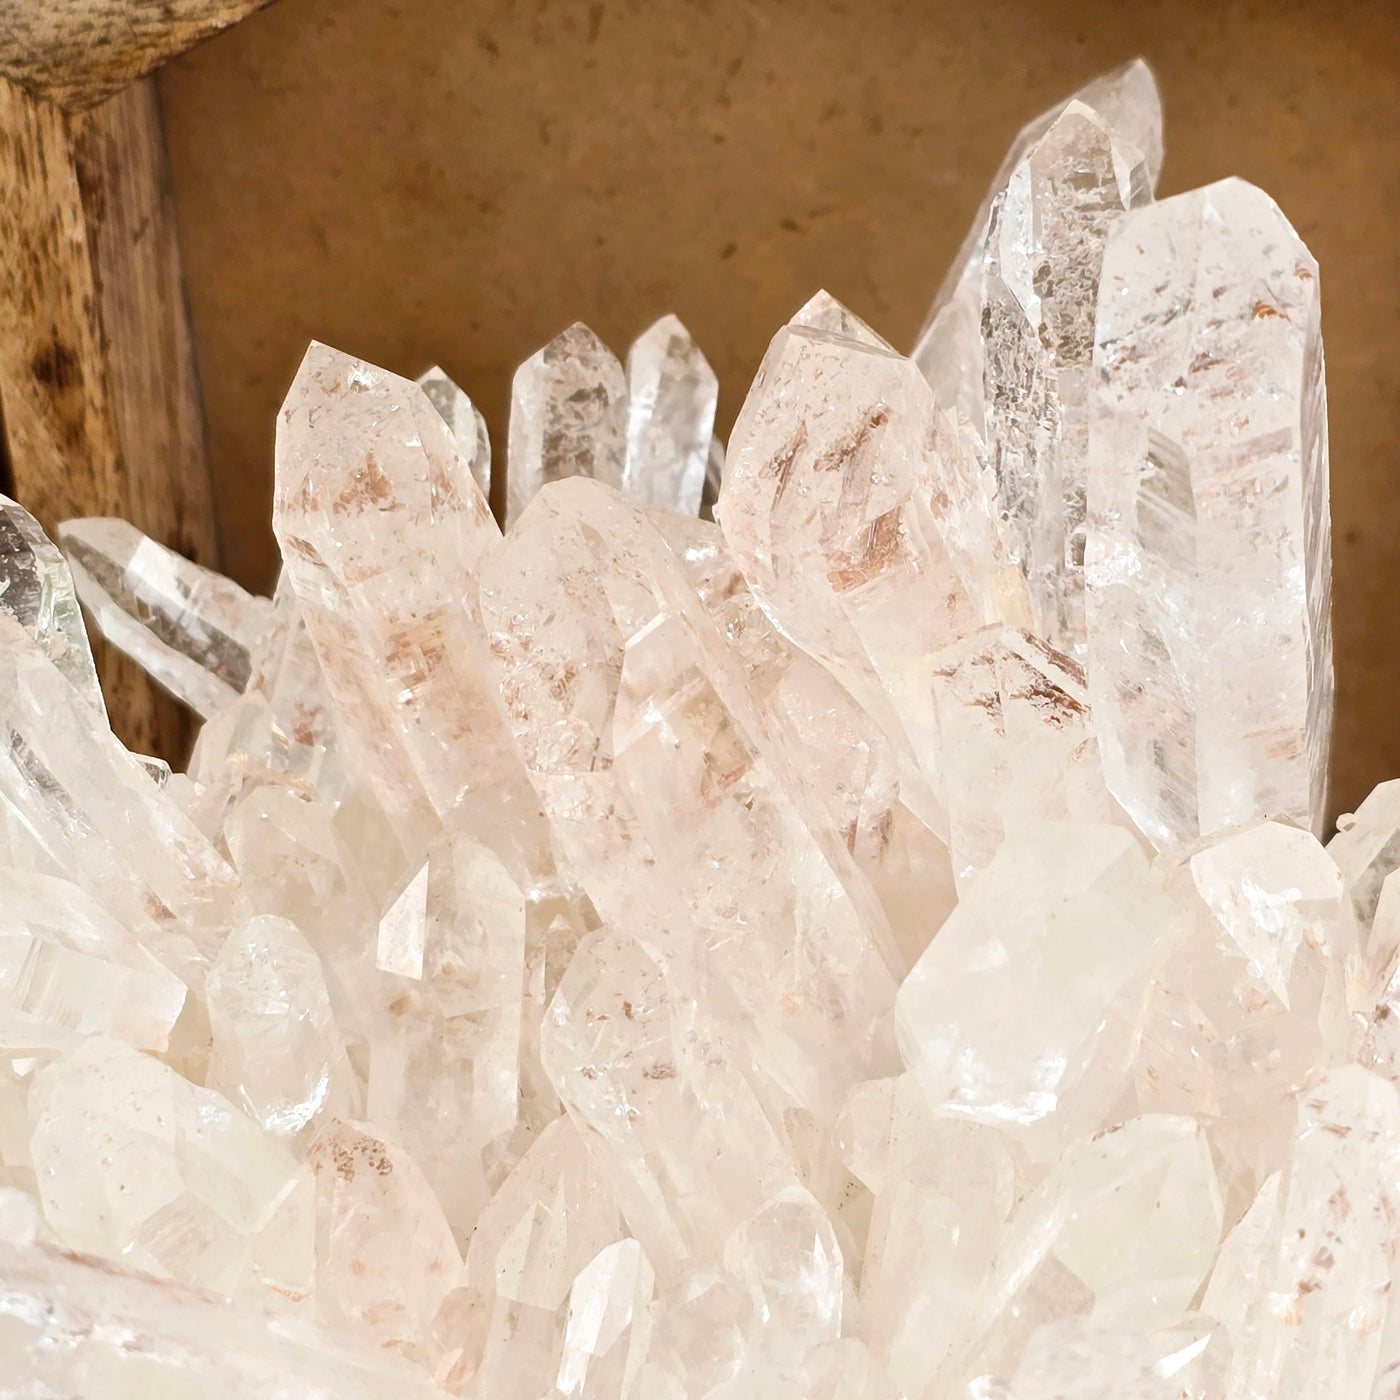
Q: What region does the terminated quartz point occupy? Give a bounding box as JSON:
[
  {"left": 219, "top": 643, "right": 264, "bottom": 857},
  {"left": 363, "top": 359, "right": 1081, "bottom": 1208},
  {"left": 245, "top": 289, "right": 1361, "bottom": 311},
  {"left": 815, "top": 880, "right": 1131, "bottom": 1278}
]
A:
[
  {"left": 624, "top": 314, "right": 718, "bottom": 516},
  {"left": 1085, "top": 178, "right": 1333, "bottom": 848},
  {"left": 0, "top": 492, "right": 106, "bottom": 717},
  {"left": 4, "top": 59, "right": 1382, "bottom": 1400},
  {"left": 981, "top": 99, "right": 1154, "bottom": 656},
  {"left": 507, "top": 321, "right": 628, "bottom": 527},
  {"left": 418, "top": 364, "right": 493, "bottom": 502},
  {"left": 58, "top": 516, "right": 275, "bottom": 718}
]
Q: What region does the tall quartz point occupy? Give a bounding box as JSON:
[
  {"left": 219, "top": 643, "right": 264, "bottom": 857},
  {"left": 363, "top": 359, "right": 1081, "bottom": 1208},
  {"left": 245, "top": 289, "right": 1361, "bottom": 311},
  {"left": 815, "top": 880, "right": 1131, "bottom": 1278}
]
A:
[
  {"left": 896, "top": 822, "right": 1171, "bottom": 1149},
  {"left": 624, "top": 313, "right": 718, "bottom": 516},
  {"left": 58, "top": 516, "right": 275, "bottom": 719},
  {"left": 1085, "top": 178, "right": 1333, "bottom": 847},
  {"left": 507, "top": 321, "right": 628, "bottom": 527},
  {"left": 912, "top": 57, "right": 1163, "bottom": 433},
  {"left": 980, "top": 99, "right": 1154, "bottom": 655},
  {"left": 0, "top": 492, "right": 105, "bottom": 716},
  {"left": 273, "top": 342, "right": 548, "bottom": 867},
  {"left": 417, "top": 364, "right": 492, "bottom": 501},
  {"left": 719, "top": 304, "right": 987, "bottom": 804}
]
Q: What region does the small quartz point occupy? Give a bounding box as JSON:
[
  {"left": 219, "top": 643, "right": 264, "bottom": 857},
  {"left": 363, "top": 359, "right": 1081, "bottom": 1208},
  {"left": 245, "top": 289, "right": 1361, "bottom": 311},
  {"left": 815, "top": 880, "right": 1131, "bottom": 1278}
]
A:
[
  {"left": 791, "top": 288, "right": 892, "bottom": 347},
  {"left": 1206, "top": 1067, "right": 1400, "bottom": 1399},
  {"left": 0, "top": 492, "right": 105, "bottom": 717},
  {"left": 28, "top": 1035, "right": 311, "bottom": 1303},
  {"left": 0, "top": 869, "right": 186, "bottom": 1055},
  {"left": 623, "top": 313, "right": 718, "bottom": 516},
  {"left": 366, "top": 832, "right": 524, "bottom": 1244},
  {"left": 896, "top": 822, "right": 1171, "bottom": 1150},
  {"left": 206, "top": 915, "right": 356, "bottom": 1137},
  {"left": 58, "top": 516, "right": 275, "bottom": 719},
  {"left": 1085, "top": 178, "right": 1333, "bottom": 848},
  {"left": 377, "top": 859, "right": 428, "bottom": 979},
  {"left": 911, "top": 57, "right": 1163, "bottom": 434},
  {"left": 507, "top": 321, "right": 628, "bottom": 527},
  {"left": 980, "top": 99, "right": 1154, "bottom": 656},
  {"left": 541, "top": 927, "right": 798, "bottom": 1273},
  {"left": 1328, "top": 777, "right": 1400, "bottom": 930},
  {"left": 0, "top": 613, "right": 240, "bottom": 983},
  {"left": 417, "top": 364, "right": 492, "bottom": 501},
  {"left": 554, "top": 1236, "right": 656, "bottom": 1399},
  {"left": 307, "top": 1117, "right": 465, "bottom": 1351}
]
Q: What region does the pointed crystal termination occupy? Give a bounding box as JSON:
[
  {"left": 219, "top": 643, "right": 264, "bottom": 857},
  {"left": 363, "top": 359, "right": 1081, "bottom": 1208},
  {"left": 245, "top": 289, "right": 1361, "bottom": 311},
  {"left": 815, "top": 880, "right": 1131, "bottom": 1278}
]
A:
[
  {"left": 541, "top": 927, "right": 798, "bottom": 1273},
  {"left": 506, "top": 322, "right": 628, "bottom": 528},
  {"left": 791, "top": 289, "right": 892, "bottom": 348},
  {"left": 719, "top": 305, "right": 986, "bottom": 807},
  {"left": 911, "top": 57, "right": 1163, "bottom": 433},
  {"left": 417, "top": 364, "right": 492, "bottom": 502},
  {"left": 699, "top": 434, "right": 724, "bottom": 521},
  {"left": 28, "top": 1035, "right": 310, "bottom": 1302},
  {"left": 273, "top": 342, "right": 548, "bottom": 867},
  {"left": 1209, "top": 1067, "right": 1400, "bottom": 1399},
  {"left": 206, "top": 915, "right": 356, "bottom": 1137},
  {"left": 0, "top": 613, "right": 240, "bottom": 981},
  {"left": 58, "top": 517, "right": 276, "bottom": 719},
  {"left": 624, "top": 314, "right": 718, "bottom": 516},
  {"left": 1085, "top": 178, "right": 1333, "bottom": 847},
  {"left": 0, "top": 493, "right": 105, "bottom": 718},
  {"left": 981, "top": 100, "right": 1154, "bottom": 656},
  {"left": 896, "top": 822, "right": 1172, "bottom": 1150}
]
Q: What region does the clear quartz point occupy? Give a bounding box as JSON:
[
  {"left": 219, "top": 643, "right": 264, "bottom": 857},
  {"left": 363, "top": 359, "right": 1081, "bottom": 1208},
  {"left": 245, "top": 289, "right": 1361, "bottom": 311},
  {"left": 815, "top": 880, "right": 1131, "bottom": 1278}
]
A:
[
  {"left": 624, "top": 313, "right": 718, "bottom": 516},
  {"left": 0, "top": 493, "right": 105, "bottom": 717},
  {"left": 507, "top": 322, "right": 628, "bottom": 528},
  {"left": 58, "top": 516, "right": 275, "bottom": 718},
  {"left": 1085, "top": 178, "right": 1333, "bottom": 848},
  {"left": 417, "top": 363, "right": 493, "bottom": 501}
]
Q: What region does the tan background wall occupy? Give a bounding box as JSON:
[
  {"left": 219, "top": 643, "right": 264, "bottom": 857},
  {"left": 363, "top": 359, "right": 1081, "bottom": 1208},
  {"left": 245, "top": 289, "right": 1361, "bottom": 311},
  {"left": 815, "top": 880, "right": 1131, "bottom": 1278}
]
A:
[{"left": 156, "top": 0, "right": 1400, "bottom": 818}]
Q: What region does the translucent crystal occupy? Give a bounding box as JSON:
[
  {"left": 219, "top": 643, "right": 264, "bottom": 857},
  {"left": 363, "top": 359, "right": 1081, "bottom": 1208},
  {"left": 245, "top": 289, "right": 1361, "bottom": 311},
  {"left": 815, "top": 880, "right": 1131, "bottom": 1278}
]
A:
[
  {"left": 417, "top": 364, "right": 492, "bottom": 501},
  {"left": 896, "top": 822, "right": 1171, "bottom": 1148},
  {"left": 931, "top": 625, "right": 1115, "bottom": 888},
  {"left": 367, "top": 832, "right": 524, "bottom": 1244},
  {"left": 307, "top": 1117, "right": 464, "bottom": 1350},
  {"left": 1328, "top": 778, "right": 1400, "bottom": 930},
  {"left": 912, "top": 58, "right": 1163, "bottom": 433},
  {"left": 59, "top": 516, "right": 275, "bottom": 719},
  {"left": 624, "top": 314, "right": 717, "bottom": 516},
  {"left": 206, "top": 914, "right": 356, "bottom": 1137},
  {"left": 0, "top": 869, "right": 186, "bottom": 1055},
  {"left": 1085, "top": 178, "right": 1333, "bottom": 848},
  {"left": 720, "top": 307, "right": 987, "bottom": 805},
  {"left": 0, "top": 1219, "right": 461, "bottom": 1399},
  {"left": 0, "top": 492, "right": 105, "bottom": 716},
  {"left": 507, "top": 322, "right": 628, "bottom": 528},
  {"left": 28, "top": 1035, "right": 310, "bottom": 1302},
  {"left": 555, "top": 1237, "right": 655, "bottom": 1399},
  {"left": 273, "top": 341, "right": 550, "bottom": 875},
  {"left": 981, "top": 100, "right": 1153, "bottom": 655}
]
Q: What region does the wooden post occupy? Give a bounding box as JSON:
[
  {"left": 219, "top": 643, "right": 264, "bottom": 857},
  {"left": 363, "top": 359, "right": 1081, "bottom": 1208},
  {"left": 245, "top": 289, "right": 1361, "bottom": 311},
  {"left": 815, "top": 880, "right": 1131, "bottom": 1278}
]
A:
[{"left": 0, "top": 2, "right": 273, "bottom": 758}]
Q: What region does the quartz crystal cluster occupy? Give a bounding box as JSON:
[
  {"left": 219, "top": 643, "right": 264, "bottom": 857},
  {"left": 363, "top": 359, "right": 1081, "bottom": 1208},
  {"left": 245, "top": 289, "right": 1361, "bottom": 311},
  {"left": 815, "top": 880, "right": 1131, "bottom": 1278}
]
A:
[{"left": 0, "top": 57, "right": 1377, "bottom": 1400}]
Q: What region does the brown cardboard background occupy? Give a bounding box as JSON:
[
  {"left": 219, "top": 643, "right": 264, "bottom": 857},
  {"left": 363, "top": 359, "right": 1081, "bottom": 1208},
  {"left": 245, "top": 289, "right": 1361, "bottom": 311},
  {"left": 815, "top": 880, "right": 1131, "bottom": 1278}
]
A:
[{"left": 157, "top": 0, "right": 1400, "bottom": 819}]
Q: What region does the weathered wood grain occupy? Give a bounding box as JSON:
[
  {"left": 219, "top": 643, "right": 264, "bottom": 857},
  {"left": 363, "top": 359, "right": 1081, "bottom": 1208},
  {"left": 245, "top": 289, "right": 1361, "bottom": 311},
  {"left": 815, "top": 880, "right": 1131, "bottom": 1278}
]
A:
[
  {"left": 0, "top": 0, "right": 275, "bottom": 111},
  {"left": 0, "top": 75, "right": 220, "bottom": 760}
]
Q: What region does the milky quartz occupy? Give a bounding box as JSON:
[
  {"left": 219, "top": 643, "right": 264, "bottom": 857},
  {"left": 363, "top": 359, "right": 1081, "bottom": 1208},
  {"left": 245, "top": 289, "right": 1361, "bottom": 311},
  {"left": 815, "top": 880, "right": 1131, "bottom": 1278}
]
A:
[{"left": 4, "top": 58, "right": 1388, "bottom": 1400}]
